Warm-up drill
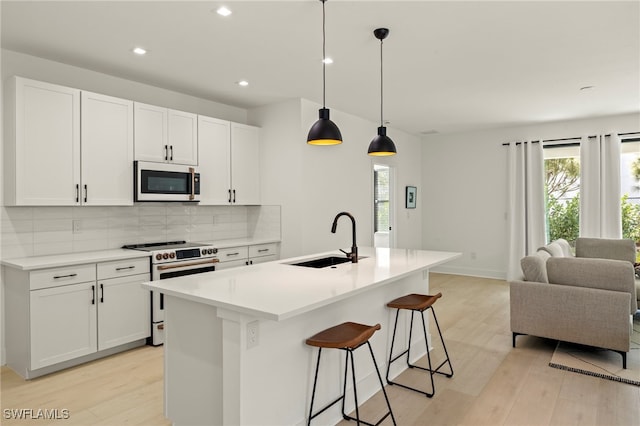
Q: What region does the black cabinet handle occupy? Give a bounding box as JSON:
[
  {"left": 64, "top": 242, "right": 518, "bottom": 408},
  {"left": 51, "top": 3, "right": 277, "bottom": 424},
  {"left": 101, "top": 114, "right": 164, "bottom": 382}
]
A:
[
  {"left": 233, "top": 189, "right": 236, "bottom": 203},
  {"left": 115, "top": 266, "right": 135, "bottom": 271},
  {"left": 83, "top": 184, "right": 88, "bottom": 203},
  {"left": 164, "top": 145, "right": 168, "bottom": 161},
  {"left": 91, "top": 285, "right": 95, "bottom": 305},
  {"left": 228, "top": 189, "right": 232, "bottom": 203},
  {"left": 227, "top": 252, "right": 240, "bottom": 257},
  {"left": 258, "top": 249, "right": 269, "bottom": 253},
  {"left": 100, "top": 283, "right": 104, "bottom": 303},
  {"left": 53, "top": 273, "right": 77, "bottom": 279},
  {"left": 170, "top": 145, "right": 173, "bottom": 161},
  {"left": 75, "top": 184, "right": 79, "bottom": 203}
]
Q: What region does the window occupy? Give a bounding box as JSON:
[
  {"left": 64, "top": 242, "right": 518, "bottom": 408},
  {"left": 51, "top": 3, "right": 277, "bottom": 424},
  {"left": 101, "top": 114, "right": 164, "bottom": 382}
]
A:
[
  {"left": 544, "top": 144, "right": 580, "bottom": 246},
  {"left": 374, "top": 165, "right": 390, "bottom": 233},
  {"left": 621, "top": 140, "right": 640, "bottom": 256}
]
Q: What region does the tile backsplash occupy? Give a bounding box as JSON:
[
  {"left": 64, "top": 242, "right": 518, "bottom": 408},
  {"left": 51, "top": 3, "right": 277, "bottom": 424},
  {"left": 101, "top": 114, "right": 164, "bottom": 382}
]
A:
[{"left": 1, "top": 204, "right": 281, "bottom": 259}]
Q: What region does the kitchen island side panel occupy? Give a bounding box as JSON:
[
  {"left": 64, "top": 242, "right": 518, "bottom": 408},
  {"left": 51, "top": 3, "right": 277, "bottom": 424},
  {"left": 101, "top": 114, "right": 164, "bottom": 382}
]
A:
[{"left": 163, "top": 271, "right": 428, "bottom": 426}]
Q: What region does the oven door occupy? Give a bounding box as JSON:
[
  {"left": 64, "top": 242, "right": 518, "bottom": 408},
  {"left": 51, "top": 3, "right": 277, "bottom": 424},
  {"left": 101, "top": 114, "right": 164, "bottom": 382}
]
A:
[
  {"left": 135, "top": 161, "right": 200, "bottom": 202},
  {"left": 150, "top": 258, "right": 218, "bottom": 345}
]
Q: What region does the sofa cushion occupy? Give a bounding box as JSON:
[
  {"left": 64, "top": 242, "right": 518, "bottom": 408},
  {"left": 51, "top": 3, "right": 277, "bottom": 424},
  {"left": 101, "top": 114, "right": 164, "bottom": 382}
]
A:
[
  {"left": 547, "top": 257, "right": 637, "bottom": 314},
  {"left": 575, "top": 237, "right": 636, "bottom": 264},
  {"left": 521, "top": 251, "right": 549, "bottom": 283}
]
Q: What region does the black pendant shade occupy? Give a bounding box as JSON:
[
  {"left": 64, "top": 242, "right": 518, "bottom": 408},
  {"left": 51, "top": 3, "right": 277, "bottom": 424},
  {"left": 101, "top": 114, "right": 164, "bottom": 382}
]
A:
[
  {"left": 368, "top": 27, "right": 397, "bottom": 156},
  {"left": 368, "top": 126, "right": 397, "bottom": 156},
  {"left": 308, "top": 108, "right": 342, "bottom": 145},
  {"left": 307, "top": 0, "right": 342, "bottom": 146}
]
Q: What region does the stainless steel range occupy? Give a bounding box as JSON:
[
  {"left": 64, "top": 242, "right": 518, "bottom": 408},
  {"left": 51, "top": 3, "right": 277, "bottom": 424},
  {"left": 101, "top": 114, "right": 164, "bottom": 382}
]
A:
[{"left": 123, "top": 241, "right": 219, "bottom": 345}]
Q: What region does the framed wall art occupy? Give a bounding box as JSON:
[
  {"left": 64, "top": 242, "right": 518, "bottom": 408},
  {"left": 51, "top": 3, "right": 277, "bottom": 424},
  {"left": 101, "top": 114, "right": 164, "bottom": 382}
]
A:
[{"left": 405, "top": 186, "right": 417, "bottom": 209}]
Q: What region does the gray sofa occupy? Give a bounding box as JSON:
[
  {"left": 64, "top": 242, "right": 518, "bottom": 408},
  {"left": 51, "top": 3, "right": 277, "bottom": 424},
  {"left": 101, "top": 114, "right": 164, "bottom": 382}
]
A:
[{"left": 510, "top": 238, "right": 637, "bottom": 368}]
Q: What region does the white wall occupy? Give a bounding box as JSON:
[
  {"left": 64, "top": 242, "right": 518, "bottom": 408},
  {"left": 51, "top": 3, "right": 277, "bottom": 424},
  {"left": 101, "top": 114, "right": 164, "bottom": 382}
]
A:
[
  {"left": 249, "top": 98, "right": 424, "bottom": 259},
  {"left": 422, "top": 112, "right": 640, "bottom": 279}
]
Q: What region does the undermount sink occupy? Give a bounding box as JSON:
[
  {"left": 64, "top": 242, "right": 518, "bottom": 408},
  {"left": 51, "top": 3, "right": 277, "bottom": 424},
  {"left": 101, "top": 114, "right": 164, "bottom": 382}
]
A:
[{"left": 289, "top": 256, "right": 367, "bottom": 269}]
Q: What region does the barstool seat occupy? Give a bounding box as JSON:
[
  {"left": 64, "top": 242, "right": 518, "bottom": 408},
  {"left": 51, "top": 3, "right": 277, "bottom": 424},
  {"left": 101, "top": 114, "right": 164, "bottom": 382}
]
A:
[
  {"left": 306, "top": 322, "right": 380, "bottom": 349},
  {"left": 306, "top": 322, "right": 396, "bottom": 426},
  {"left": 387, "top": 293, "right": 441, "bottom": 311},
  {"left": 386, "top": 292, "right": 453, "bottom": 398}
]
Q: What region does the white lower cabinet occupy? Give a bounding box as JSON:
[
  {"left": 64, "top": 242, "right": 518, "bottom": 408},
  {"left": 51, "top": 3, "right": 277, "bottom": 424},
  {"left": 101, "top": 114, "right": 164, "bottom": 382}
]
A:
[
  {"left": 30, "top": 282, "right": 97, "bottom": 370},
  {"left": 97, "top": 274, "right": 151, "bottom": 351},
  {"left": 5, "top": 257, "right": 150, "bottom": 378},
  {"left": 215, "top": 243, "right": 279, "bottom": 270}
]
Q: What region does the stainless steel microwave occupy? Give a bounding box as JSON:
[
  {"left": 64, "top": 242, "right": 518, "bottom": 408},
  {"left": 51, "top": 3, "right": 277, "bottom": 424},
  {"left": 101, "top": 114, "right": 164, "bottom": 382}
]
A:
[{"left": 134, "top": 161, "right": 200, "bottom": 202}]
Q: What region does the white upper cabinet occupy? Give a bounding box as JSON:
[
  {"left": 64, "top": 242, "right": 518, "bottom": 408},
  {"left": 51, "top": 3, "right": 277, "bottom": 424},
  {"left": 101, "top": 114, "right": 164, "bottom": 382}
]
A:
[
  {"left": 168, "top": 109, "right": 198, "bottom": 165},
  {"left": 198, "top": 117, "right": 260, "bottom": 205},
  {"left": 231, "top": 123, "right": 260, "bottom": 205},
  {"left": 198, "top": 115, "right": 231, "bottom": 204},
  {"left": 5, "top": 77, "right": 134, "bottom": 206},
  {"left": 134, "top": 102, "right": 197, "bottom": 165},
  {"left": 81, "top": 91, "right": 134, "bottom": 206},
  {"left": 5, "top": 76, "right": 80, "bottom": 205},
  {"left": 133, "top": 102, "right": 167, "bottom": 163}
]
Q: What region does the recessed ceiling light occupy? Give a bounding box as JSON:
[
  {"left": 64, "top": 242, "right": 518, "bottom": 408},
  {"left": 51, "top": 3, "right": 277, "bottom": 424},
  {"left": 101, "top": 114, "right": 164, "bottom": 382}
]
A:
[
  {"left": 132, "top": 47, "right": 147, "bottom": 55},
  {"left": 237, "top": 80, "right": 249, "bottom": 87},
  {"left": 217, "top": 6, "right": 232, "bottom": 17},
  {"left": 322, "top": 57, "right": 333, "bottom": 64}
]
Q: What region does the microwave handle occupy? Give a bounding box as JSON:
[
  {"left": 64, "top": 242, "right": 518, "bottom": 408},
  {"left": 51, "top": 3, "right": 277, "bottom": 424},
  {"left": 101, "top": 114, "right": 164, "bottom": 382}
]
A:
[{"left": 189, "top": 167, "right": 195, "bottom": 201}]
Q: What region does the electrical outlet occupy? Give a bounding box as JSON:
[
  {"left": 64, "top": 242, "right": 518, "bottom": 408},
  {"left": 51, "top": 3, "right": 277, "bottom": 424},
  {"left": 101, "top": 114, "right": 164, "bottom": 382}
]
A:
[
  {"left": 72, "top": 220, "right": 81, "bottom": 234},
  {"left": 247, "top": 320, "right": 259, "bottom": 349}
]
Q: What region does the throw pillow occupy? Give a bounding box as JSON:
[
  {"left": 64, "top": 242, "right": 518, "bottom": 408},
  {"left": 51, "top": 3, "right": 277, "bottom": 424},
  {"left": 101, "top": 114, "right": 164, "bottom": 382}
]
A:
[{"left": 521, "top": 254, "right": 549, "bottom": 283}]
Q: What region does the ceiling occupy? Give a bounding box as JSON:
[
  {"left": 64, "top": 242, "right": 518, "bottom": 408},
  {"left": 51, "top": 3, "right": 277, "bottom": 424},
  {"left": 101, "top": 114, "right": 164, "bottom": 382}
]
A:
[{"left": 2, "top": 1, "right": 639, "bottom": 136}]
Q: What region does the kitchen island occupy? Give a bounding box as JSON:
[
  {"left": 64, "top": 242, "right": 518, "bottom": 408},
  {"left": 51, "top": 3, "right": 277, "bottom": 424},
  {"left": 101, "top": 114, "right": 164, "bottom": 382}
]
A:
[{"left": 142, "top": 247, "right": 460, "bottom": 426}]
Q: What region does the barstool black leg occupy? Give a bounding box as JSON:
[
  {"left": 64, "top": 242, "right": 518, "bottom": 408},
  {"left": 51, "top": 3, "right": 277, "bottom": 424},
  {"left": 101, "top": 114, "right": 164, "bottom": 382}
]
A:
[
  {"left": 367, "top": 342, "right": 397, "bottom": 426},
  {"left": 430, "top": 308, "right": 453, "bottom": 377},
  {"left": 307, "top": 348, "right": 323, "bottom": 426},
  {"left": 386, "top": 306, "right": 453, "bottom": 398}
]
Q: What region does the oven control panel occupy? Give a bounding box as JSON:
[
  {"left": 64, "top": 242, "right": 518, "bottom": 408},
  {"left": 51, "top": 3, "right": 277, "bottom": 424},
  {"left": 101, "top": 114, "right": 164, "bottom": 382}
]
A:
[{"left": 153, "top": 247, "right": 218, "bottom": 262}]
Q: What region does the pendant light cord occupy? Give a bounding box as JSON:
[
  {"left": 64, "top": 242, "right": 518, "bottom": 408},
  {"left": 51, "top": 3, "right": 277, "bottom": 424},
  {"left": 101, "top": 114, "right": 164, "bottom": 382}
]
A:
[
  {"left": 322, "top": 0, "right": 326, "bottom": 108},
  {"left": 380, "top": 37, "right": 384, "bottom": 127}
]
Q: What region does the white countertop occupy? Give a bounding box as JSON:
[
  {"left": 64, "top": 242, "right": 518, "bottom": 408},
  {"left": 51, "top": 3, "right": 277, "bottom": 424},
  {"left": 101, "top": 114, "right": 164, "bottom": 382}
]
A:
[
  {"left": 1, "top": 249, "right": 152, "bottom": 271},
  {"left": 0, "top": 238, "right": 281, "bottom": 271},
  {"left": 142, "top": 247, "right": 461, "bottom": 321}
]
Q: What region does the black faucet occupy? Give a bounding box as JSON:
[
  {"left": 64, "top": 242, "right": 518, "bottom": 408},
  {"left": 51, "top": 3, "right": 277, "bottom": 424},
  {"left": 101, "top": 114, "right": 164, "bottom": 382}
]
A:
[{"left": 331, "top": 212, "right": 358, "bottom": 263}]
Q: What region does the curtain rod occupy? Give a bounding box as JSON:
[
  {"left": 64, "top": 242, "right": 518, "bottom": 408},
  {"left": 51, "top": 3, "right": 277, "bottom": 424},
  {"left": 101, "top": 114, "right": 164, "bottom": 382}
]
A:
[{"left": 502, "top": 131, "right": 640, "bottom": 146}]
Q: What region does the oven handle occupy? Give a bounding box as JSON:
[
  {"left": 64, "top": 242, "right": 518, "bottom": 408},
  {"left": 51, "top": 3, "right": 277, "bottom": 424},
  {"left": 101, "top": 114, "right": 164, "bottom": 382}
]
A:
[
  {"left": 189, "top": 167, "right": 195, "bottom": 201},
  {"left": 156, "top": 258, "right": 219, "bottom": 271}
]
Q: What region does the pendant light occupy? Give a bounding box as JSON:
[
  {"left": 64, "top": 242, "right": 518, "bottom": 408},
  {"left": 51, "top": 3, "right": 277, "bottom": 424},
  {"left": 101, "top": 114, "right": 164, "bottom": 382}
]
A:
[
  {"left": 307, "top": 0, "right": 343, "bottom": 146},
  {"left": 368, "top": 28, "right": 397, "bottom": 156}
]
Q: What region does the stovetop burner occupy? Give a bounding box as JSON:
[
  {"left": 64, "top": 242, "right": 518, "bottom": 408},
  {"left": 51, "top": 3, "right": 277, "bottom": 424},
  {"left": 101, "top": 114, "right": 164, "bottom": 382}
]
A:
[{"left": 122, "top": 241, "right": 209, "bottom": 252}]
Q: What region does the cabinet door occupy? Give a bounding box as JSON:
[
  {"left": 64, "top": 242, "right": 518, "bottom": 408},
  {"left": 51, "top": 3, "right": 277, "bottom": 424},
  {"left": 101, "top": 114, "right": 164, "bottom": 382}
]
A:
[
  {"left": 230, "top": 123, "right": 260, "bottom": 205},
  {"left": 168, "top": 109, "right": 198, "bottom": 165},
  {"left": 81, "top": 92, "right": 134, "bottom": 205},
  {"left": 30, "top": 282, "right": 97, "bottom": 370},
  {"left": 134, "top": 102, "right": 167, "bottom": 163},
  {"left": 97, "top": 274, "right": 151, "bottom": 351},
  {"left": 198, "top": 115, "right": 231, "bottom": 204},
  {"left": 249, "top": 254, "right": 278, "bottom": 265},
  {"left": 13, "top": 77, "right": 80, "bottom": 205}
]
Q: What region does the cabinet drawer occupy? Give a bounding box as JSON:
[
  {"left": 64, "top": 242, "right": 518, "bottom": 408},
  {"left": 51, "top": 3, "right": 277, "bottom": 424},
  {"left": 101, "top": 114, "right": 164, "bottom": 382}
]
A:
[
  {"left": 249, "top": 243, "right": 279, "bottom": 258},
  {"left": 30, "top": 264, "right": 96, "bottom": 291},
  {"left": 217, "top": 246, "right": 248, "bottom": 263},
  {"left": 98, "top": 258, "right": 150, "bottom": 280}
]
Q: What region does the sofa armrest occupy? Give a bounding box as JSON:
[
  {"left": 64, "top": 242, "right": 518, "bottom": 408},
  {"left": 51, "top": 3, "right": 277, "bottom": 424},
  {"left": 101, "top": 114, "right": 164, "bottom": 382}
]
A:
[
  {"left": 547, "top": 257, "right": 637, "bottom": 313},
  {"left": 510, "top": 280, "right": 631, "bottom": 352},
  {"left": 575, "top": 237, "right": 636, "bottom": 264}
]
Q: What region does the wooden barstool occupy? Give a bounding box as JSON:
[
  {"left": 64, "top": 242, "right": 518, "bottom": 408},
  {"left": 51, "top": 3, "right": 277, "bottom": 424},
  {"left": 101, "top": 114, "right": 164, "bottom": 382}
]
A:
[
  {"left": 385, "top": 293, "right": 453, "bottom": 397},
  {"left": 306, "top": 322, "right": 396, "bottom": 426}
]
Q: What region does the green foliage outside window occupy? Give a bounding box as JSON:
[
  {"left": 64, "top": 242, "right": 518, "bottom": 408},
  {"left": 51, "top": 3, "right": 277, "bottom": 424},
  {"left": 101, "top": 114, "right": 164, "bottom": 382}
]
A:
[{"left": 545, "top": 157, "right": 640, "bottom": 262}]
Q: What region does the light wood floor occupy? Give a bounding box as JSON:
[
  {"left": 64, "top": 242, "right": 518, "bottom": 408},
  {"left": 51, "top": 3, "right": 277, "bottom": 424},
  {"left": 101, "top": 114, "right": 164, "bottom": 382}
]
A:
[{"left": 2, "top": 273, "right": 639, "bottom": 426}]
